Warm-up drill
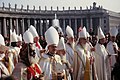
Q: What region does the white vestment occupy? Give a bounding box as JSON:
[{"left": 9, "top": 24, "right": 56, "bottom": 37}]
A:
[
  {"left": 74, "top": 44, "right": 92, "bottom": 80},
  {"left": 33, "top": 42, "right": 42, "bottom": 58},
  {"left": 86, "top": 42, "right": 98, "bottom": 80},
  {"left": 8, "top": 46, "right": 20, "bottom": 66},
  {"left": 32, "top": 42, "right": 43, "bottom": 64},
  {"left": 0, "top": 62, "right": 10, "bottom": 77},
  {"left": 95, "top": 43, "right": 111, "bottom": 80},
  {"left": 65, "top": 44, "right": 74, "bottom": 66},
  {"left": 106, "top": 41, "right": 118, "bottom": 68},
  {"left": 39, "top": 53, "right": 66, "bottom": 80}
]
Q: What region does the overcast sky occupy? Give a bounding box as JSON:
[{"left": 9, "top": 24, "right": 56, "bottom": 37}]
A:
[{"left": 0, "top": 0, "right": 120, "bottom": 12}]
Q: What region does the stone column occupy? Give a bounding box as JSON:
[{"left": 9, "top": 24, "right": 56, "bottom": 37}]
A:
[
  {"left": 63, "top": 19, "right": 65, "bottom": 34},
  {"left": 40, "top": 20, "right": 43, "bottom": 35},
  {"left": 99, "top": 17, "right": 104, "bottom": 30},
  {"left": 37, "top": 19, "right": 40, "bottom": 35},
  {"left": 75, "top": 19, "right": 77, "bottom": 35},
  {"left": 90, "top": 18, "right": 93, "bottom": 29},
  {"left": 46, "top": 19, "right": 49, "bottom": 30},
  {"left": 99, "top": 17, "right": 102, "bottom": 27},
  {"left": 101, "top": 17, "right": 104, "bottom": 31},
  {"left": 86, "top": 18, "right": 89, "bottom": 31},
  {"left": 34, "top": 19, "right": 36, "bottom": 28},
  {"left": 27, "top": 18, "right": 30, "bottom": 27},
  {"left": 69, "top": 19, "right": 71, "bottom": 26},
  {"left": 22, "top": 18, "right": 25, "bottom": 33},
  {"left": 16, "top": 18, "right": 19, "bottom": 34},
  {"left": 10, "top": 18, "right": 12, "bottom": 30},
  {"left": 3, "top": 17, "right": 7, "bottom": 37},
  {"left": 81, "top": 18, "right": 83, "bottom": 27},
  {"left": 45, "top": 19, "right": 47, "bottom": 31}
]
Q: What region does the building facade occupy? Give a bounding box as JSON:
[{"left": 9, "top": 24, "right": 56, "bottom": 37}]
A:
[{"left": 0, "top": 2, "right": 120, "bottom": 37}]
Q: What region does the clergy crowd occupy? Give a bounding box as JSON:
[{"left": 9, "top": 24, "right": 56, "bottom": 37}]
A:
[{"left": 0, "top": 15, "right": 120, "bottom": 80}]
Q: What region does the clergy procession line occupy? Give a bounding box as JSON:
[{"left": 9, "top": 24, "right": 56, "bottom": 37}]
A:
[{"left": 0, "top": 15, "right": 120, "bottom": 80}]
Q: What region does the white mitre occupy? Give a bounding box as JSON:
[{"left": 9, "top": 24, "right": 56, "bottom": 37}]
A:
[
  {"left": 57, "top": 37, "right": 66, "bottom": 50},
  {"left": 110, "top": 27, "right": 118, "bottom": 37},
  {"left": 45, "top": 26, "right": 59, "bottom": 46},
  {"left": 23, "top": 30, "right": 34, "bottom": 43},
  {"left": 66, "top": 25, "right": 74, "bottom": 38},
  {"left": 52, "top": 14, "right": 60, "bottom": 28},
  {"left": 10, "top": 29, "right": 13, "bottom": 43},
  {"left": 17, "top": 34, "right": 22, "bottom": 41},
  {"left": 97, "top": 27, "right": 105, "bottom": 39},
  {"left": 10, "top": 29, "right": 18, "bottom": 42},
  {"left": 0, "top": 34, "right": 8, "bottom": 56},
  {"left": 86, "top": 32, "right": 90, "bottom": 38},
  {"left": 0, "top": 34, "right": 5, "bottom": 46},
  {"left": 78, "top": 27, "right": 87, "bottom": 39},
  {"left": 28, "top": 25, "right": 39, "bottom": 38}
]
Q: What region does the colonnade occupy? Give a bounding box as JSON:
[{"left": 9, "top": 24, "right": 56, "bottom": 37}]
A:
[{"left": 0, "top": 17, "right": 103, "bottom": 37}]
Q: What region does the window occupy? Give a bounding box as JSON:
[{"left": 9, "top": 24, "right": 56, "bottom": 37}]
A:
[
  {"left": 104, "top": 26, "right": 106, "bottom": 28},
  {"left": 104, "top": 20, "right": 106, "bottom": 23}
]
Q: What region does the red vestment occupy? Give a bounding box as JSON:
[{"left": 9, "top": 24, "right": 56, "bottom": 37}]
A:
[
  {"left": 27, "top": 64, "right": 41, "bottom": 79},
  {"left": 36, "top": 42, "right": 41, "bottom": 49}
]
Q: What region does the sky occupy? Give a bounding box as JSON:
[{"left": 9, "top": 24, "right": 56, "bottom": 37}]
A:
[{"left": 0, "top": 0, "right": 120, "bottom": 12}]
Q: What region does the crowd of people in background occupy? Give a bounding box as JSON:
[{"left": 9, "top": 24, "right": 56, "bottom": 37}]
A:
[{"left": 0, "top": 16, "right": 120, "bottom": 80}]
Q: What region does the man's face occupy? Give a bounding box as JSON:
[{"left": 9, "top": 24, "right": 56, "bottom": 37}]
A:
[
  {"left": 68, "top": 37, "right": 74, "bottom": 43},
  {"left": 110, "top": 36, "right": 116, "bottom": 42},
  {"left": 48, "top": 44, "right": 57, "bottom": 54},
  {"left": 99, "top": 38, "right": 106, "bottom": 44},
  {"left": 40, "top": 36, "right": 44, "bottom": 40},
  {"left": 105, "top": 35, "right": 109, "bottom": 42},
  {"left": 17, "top": 41, "right": 22, "bottom": 47},
  {"left": 34, "top": 37, "right": 40, "bottom": 43},
  {"left": 29, "top": 43, "right": 36, "bottom": 57},
  {"left": 57, "top": 49, "right": 66, "bottom": 55},
  {"left": 79, "top": 38, "right": 87, "bottom": 45}
]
